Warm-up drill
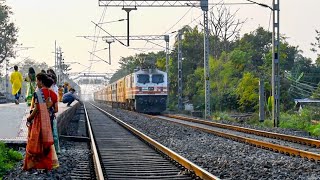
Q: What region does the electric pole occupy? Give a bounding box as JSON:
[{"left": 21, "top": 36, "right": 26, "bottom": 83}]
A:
[
  {"left": 272, "top": 0, "right": 280, "bottom": 127},
  {"left": 177, "top": 31, "right": 183, "bottom": 110},
  {"left": 106, "top": 39, "right": 115, "bottom": 65},
  {"left": 201, "top": 0, "right": 210, "bottom": 119},
  {"left": 122, "top": 7, "right": 137, "bottom": 46},
  {"left": 165, "top": 35, "right": 170, "bottom": 107}
]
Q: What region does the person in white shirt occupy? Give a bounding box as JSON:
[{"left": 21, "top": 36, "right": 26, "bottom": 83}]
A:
[{"left": 47, "top": 69, "right": 58, "bottom": 96}]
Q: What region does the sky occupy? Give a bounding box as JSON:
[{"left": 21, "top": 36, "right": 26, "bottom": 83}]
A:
[{"left": 4, "top": 0, "right": 320, "bottom": 75}]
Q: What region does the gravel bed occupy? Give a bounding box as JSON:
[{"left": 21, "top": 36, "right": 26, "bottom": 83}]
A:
[
  {"left": 96, "top": 102, "right": 320, "bottom": 180},
  {"left": 173, "top": 113, "right": 319, "bottom": 140},
  {"left": 3, "top": 140, "right": 90, "bottom": 180},
  {"left": 4, "top": 106, "right": 91, "bottom": 180}
]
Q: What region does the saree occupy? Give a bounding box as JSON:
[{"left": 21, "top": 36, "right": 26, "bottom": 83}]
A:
[
  {"left": 26, "top": 81, "right": 36, "bottom": 106},
  {"left": 23, "top": 89, "right": 59, "bottom": 170}
]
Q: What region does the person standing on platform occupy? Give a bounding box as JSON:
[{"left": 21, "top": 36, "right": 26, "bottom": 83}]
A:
[
  {"left": 10, "top": 65, "right": 23, "bottom": 104},
  {"left": 24, "top": 73, "right": 59, "bottom": 170},
  {"left": 25, "top": 67, "right": 36, "bottom": 106},
  {"left": 62, "top": 88, "right": 81, "bottom": 106},
  {"left": 63, "top": 82, "right": 69, "bottom": 94},
  {"left": 47, "top": 69, "right": 58, "bottom": 96},
  {"left": 58, "top": 85, "right": 63, "bottom": 102}
]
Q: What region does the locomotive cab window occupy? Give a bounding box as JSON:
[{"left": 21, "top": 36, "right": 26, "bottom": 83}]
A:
[
  {"left": 137, "top": 74, "right": 150, "bottom": 84},
  {"left": 152, "top": 74, "right": 164, "bottom": 84}
]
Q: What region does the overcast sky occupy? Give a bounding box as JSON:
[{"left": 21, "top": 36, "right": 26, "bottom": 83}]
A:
[{"left": 5, "top": 0, "right": 320, "bottom": 74}]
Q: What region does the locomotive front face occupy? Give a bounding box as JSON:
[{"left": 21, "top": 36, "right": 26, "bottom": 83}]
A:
[{"left": 133, "top": 70, "right": 168, "bottom": 113}]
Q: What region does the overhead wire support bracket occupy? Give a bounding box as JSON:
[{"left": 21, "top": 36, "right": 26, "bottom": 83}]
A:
[
  {"left": 91, "top": 21, "right": 127, "bottom": 47},
  {"left": 88, "top": 51, "right": 111, "bottom": 65},
  {"left": 101, "top": 35, "right": 167, "bottom": 41},
  {"left": 99, "top": 0, "right": 201, "bottom": 7}
]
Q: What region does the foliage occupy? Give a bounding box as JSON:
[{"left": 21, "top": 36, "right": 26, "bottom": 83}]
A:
[
  {"left": 235, "top": 72, "right": 259, "bottom": 112},
  {"left": 0, "top": 142, "right": 23, "bottom": 177},
  {"left": 279, "top": 111, "right": 312, "bottom": 131},
  {"left": 309, "top": 124, "right": 320, "bottom": 136},
  {"left": 111, "top": 24, "right": 320, "bottom": 121},
  {"left": 212, "top": 111, "right": 234, "bottom": 121},
  {"left": 311, "top": 83, "right": 320, "bottom": 99},
  {"left": 235, "top": 27, "right": 272, "bottom": 72},
  {"left": 15, "top": 59, "right": 49, "bottom": 76},
  {"left": 311, "top": 29, "right": 320, "bottom": 66},
  {"left": 0, "top": 3, "right": 18, "bottom": 65}
]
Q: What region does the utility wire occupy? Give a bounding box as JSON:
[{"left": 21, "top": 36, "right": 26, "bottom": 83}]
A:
[
  {"left": 85, "top": 4, "right": 108, "bottom": 95},
  {"left": 142, "top": 7, "right": 193, "bottom": 51},
  {"left": 163, "top": 7, "right": 193, "bottom": 35},
  {"left": 91, "top": 21, "right": 127, "bottom": 47}
]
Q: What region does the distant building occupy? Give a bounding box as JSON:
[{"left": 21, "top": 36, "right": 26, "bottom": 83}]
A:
[{"left": 294, "top": 98, "right": 320, "bottom": 112}]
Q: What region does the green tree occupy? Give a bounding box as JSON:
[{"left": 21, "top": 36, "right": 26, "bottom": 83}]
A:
[
  {"left": 17, "top": 59, "right": 49, "bottom": 76},
  {"left": 236, "top": 27, "right": 272, "bottom": 73},
  {"left": 0, "top": 3, "right": 18, "bottom": 64},
  {"left": 235, "top": 72, "right": 259, "bottom": 112},
  {"left": 311, "top": 29, "right": 320, "bottom": 66},
  {"left": 311, "top": 83, "right": 320, "bottom": 99}
]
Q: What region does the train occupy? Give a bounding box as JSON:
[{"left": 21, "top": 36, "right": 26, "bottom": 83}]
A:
[{"left": 94, "top": 68, "right": 168, "bottom": 113}]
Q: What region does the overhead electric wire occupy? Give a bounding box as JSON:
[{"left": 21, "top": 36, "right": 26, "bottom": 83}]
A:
[
  {"left": 289, "top": 90, "right": 308, "bottom": 98},
  {"left": 289, "top": 84, "right": 313, "bottom": 94},
  {"left": 163, "top": 7, "right": 193, "bottom": 35},
  {"left": 285, "top": 77, "right": 317, "bottom": 90},
  {"left": 141, "top": 6, "right": 193, "bottom": 52},
  {"left": 91, "top": 21, "right": 127, "bottom": 47},
  {"left": 84, "top": 4, "right": 108, "bottom": 95}
]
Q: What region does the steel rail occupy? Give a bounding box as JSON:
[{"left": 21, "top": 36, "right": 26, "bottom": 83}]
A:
[
  {"left": 164, "top": 114, "right": 320, "bottom": 148},
  {"left": 153, "top": 115, "right": 320, "bottom": 161},
  {"left": 83, "top": 103, "right": 105, "bottom": 180},
  {"left": 89, "top": 102, "right": 219, "bottom": 180}
]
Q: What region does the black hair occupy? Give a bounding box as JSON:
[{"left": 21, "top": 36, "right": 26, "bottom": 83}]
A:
[
  {"left": 14, "top": 65, "right": 18, "bottom": 71},
  {"left": 41, "top": 69, "right": 46, "bottom": 73},
  {"left": 28, "top": 67, "right": 35, "bottom": 74},
  {"left": 69, "top": 88, "right": 75, "bottom": 92},
  {"left": 47, "top": 73, "right": 57, "bottom": 84},
  {"left": 36, "top": 73, "right": 54, "bottom": 88},
  {"left": 47, "top": 69, "right": 56, "bottom": 76},
  {"left": 28, "top": 67, "right": 36, "bottom": 81}
]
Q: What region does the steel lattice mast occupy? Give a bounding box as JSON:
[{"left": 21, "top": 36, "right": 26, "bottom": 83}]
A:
[{"left": 272, "top": 0, "right": 280, "bottom": 127}]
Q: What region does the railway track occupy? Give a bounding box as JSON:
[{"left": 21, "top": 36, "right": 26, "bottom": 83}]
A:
[
  {"left": 84, "top": 102, "right": 219, "bottom": 180},
  {"left": 151, "top": 114, "right": 320, "bottom": 162}
]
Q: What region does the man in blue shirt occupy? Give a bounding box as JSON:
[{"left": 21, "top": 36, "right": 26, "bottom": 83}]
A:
[{"left": 62, "top": 88, "right": 81, "bottom": 106}]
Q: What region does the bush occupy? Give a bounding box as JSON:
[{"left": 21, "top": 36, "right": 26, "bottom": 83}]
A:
[
  {"left": 262, "top": 119, "right": 274, "bottom": 128},
  {"left": 0, "top": 142, "right": 23, "bottom": 178},
  {"left": 212, "top": 112, "right": 235, "bottom": 121},
  {"left": 308, "top": 124, "right": 320, "bottom": 136},
  {"left": 279, "top": 110, "right": 312, "bottom": 131}
]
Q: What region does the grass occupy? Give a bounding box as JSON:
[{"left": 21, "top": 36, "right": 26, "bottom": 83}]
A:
[
  {"left": 0, "top": 142, "right": 23, "bottom": 178},
  {"left": 211, "top": 108, "right": 320, "bottom": 137}
]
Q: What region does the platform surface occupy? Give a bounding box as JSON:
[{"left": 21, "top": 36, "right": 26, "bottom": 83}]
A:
[
  {"left": 0, "top": 103, "right": 28, "bottom": 139},
  {"left": 0, "top": 102, "right": 76, "bottom": 143}
]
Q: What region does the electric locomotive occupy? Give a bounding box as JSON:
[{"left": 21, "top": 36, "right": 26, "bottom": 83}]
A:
[{"left": 94, "top": 68, "right": 167, "bottom": 113}]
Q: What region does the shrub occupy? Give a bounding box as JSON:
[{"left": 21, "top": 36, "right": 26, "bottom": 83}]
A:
[
  {"left": 279, "top": 111, "right": 311, "bottom": 131},
  {"left": 308, "top": 124, "right": 320, "bottom": 136},
  {"left": 0, "top": 142, "right": 23, "bottom": 178},
  {"left": 212, "top": 112, "right": 235, "bottom": 121}
]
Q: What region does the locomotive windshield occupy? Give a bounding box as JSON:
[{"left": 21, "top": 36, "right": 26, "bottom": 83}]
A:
[
  {"left": 152, "top": 74, "right": 164, "bottom": 84},
  {"left": 137, "top": 74, "right": 150, "bottom": 84}
]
